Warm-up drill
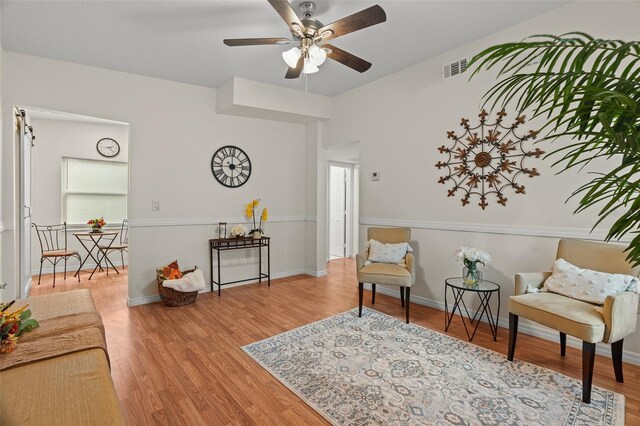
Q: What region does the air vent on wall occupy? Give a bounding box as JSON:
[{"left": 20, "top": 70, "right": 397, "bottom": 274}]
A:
[{"left": 443, "top": 58, "right": 468, "bottom": 80}]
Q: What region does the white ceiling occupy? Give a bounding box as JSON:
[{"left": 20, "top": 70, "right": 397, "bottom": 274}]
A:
[{"left": 1, "top": 0, "right": 566, "bottom": 97}]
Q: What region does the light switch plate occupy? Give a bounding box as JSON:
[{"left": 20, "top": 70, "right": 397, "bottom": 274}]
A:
[{"left": 152, "top": 200, "right": 160, "bottom": 211}]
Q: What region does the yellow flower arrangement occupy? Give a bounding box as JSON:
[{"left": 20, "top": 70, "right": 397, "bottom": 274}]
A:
[{"left": 245, "top": 199, "right": 268, "bottom": 235}]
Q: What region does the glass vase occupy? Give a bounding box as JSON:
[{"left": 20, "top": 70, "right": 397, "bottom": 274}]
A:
[{"left": 462, "top": 266, "right": 483, "bottom": 287}]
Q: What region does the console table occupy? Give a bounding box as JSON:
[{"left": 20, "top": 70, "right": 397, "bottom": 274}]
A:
[{"left": 209, "top": 236, "right": 271, "bottom": 296}]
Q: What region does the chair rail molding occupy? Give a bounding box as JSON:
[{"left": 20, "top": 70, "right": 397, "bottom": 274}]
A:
[
  {"left": 359, "top": 217, "right": 626, "bottom": 242},
  {"left": 129, "top": 215, "right": 315, "bottom": 228}
]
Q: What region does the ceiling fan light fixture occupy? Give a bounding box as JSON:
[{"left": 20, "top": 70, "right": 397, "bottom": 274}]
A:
[
  {"left": 308, "top": 44, "right": 327, "bottom": 66},
  {"left": 303, "top": 59, "right": 319, "bottom": 74},
  {"left": 282, "top": 47, "right": 301, "bottom": 68}
]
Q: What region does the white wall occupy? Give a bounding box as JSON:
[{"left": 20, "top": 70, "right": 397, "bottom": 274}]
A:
[
  {"left": 1, "top": 52, "right": 308, "bottom": 304},
  {"left": 29, "top": 117, "right": 130, "bottom": 274},
  {"left": 326, "top": 0, "right": 640, "bottom": 361}
]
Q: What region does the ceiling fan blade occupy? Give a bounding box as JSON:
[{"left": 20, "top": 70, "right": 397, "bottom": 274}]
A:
[
  {"left": 318, "top": 5, "right": 386, "bottom": 41},
  {"left": 285, "top": 55, "right": 304, "bottom": 79},
  {"left": 267, "top": 0, "right": 305, "bottom": 37},
  {"left": 323, "top": 44, "right": 372, "bottom": 73},
  {"left": 223, "top": 38, "right": 291, "bottom": 47}
]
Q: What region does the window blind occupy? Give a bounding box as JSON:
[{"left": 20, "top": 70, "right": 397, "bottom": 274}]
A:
[{"left": 62, "top": 158, "right": 128, "bottom": 225}]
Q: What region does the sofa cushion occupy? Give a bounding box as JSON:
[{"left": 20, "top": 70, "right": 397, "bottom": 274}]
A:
[
  {"left": 358, "top": 263, "right": 413, "bottom": 287},
  {"left": 13, "top": 289, "right": 98, "bottom": 320},
  {"left": 0, "top": 349, "right": 124, "bottom": 425},
  {"left": 509, "top": 292, "right": 605, "bottom": 343},
  {"left": 11, "top": 289, "right": 105, "bottom": 343},
  {"left": 543, "top": 258, "right": 638, "bottom": 304}
]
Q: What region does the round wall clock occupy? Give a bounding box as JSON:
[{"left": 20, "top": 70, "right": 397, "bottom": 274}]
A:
[
  {"left": 211, "top": 145, "right": 251, "bottom": 188},
  {"left": 96, "top": 138, "right": 120, "bottom": 158}
]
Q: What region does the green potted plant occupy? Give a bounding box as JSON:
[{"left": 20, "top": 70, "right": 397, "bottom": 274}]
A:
[{"left": 470, "top": 33, "right": 640, "bottom": 265}]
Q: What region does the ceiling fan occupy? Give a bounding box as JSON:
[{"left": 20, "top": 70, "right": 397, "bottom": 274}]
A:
[{"left": 223, "top": 0, "right": 386, "bottom": 79}]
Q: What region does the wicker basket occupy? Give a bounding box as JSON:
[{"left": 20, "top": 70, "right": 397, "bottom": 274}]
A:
[{"left": 156, "top": 267, "right": 199, "bottom": 307}]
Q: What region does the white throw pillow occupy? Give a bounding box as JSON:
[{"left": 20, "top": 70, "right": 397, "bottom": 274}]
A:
[
  {"left": 162, "top": 268, "right": 206, "bottom": 292},
  {"left": 542, "top": 258, "right": 639, "bottom": 305},
  {"left": 367, "top": 239, "right": 412, "bottom": 264}
]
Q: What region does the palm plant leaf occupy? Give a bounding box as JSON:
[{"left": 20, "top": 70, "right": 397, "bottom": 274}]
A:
[{"left": 469, "top": 33, "right": 640, "bottom": 266}]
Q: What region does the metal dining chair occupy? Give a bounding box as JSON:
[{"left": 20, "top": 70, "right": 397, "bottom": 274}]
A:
[
  {"left": 33, "top": 222, "right": 82, "bottom": 287},
  {"left": 99, "top": 219, "right": 128, "bottom": 272}
]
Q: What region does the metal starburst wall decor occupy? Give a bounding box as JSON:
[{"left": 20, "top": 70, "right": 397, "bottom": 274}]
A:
[{"left": 435, "top": 109, "right": 544, "bottom": 210}]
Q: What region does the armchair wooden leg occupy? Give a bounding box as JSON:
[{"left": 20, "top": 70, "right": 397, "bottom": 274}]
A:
[
  {"left": 508, "top": 313, "right": 518, "bottom": 361},
  {"left": 358, "top": 282, "right": 364, "bottom": 317},
  {"left": 371, "top": 284, "right": 376, "bottom": 304},
  {"left": 400, "top": 287, "right": 405, "bottom": 308},
  {"left": 582, "top": 341, "right": 596, "bottom": 404},
  {"left": 405, "top": 287, "right": 411, "bottom": 324},
  {"left": 611, "top": 339, "right": 624, "bottom": 383},
  {"left": 560, "top": 332, "right": 567, "bottom": 357}
]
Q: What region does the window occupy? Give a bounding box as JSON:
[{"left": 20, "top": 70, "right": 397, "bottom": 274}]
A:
[{"left": 62, "top": 157, "right": 128, "bottom": 225}]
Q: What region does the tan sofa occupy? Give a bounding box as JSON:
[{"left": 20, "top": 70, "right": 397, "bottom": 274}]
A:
[{"left": 0, "top": 289, "right": 124, "bottom": 425}]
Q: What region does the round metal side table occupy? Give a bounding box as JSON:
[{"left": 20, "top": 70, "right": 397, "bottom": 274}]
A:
[{"left": 444, "top": 277, "right": 500, "bottom": 341}]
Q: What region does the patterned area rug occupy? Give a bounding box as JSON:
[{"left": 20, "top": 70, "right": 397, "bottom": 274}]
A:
[{"left": 242, "top": 307, "right": 624, "bottom": 425}]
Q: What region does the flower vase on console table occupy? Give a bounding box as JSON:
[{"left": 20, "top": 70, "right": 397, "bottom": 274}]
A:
[{"left": 245, "top": 198, "right": 268, "bottom": 241}]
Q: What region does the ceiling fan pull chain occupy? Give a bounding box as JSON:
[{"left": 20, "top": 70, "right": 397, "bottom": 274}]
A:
[{"left": 305, "top": 73, "right": 308, "bottom": 93}]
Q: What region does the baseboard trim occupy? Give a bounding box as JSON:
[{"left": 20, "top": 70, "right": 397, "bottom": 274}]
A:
[
  {"left": 304, "top": 269, "right": 327, "bottom": 277},
  {"left": 127, "top": 294, "right": 162, "bottom": 307},
  {"left": 363, "top": 284, "right": 640, "bottom": 366},
  {"left": 359, "top": 217, "right": 628, "bottom": 242},
  {"left": 24, "top": 278, "right": 32, "bottom": 298},
  {"left": 127, "top": 268, "right": 319, "bottom": 307},
  {"left": 32, "top": 260, "right": 127, "bottom": 276}
]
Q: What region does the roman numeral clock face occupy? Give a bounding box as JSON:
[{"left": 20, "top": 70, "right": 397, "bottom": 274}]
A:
[{"left": 211, "top": 145, "right": 251, "bottom": 188}]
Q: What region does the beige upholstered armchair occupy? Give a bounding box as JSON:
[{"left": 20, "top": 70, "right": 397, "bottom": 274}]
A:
[
  {"left": 357, "top": 227, "right": 415, "bottom": 323},
  {"left": 508, "top": 238, "right": 640, "bottom": 404}
]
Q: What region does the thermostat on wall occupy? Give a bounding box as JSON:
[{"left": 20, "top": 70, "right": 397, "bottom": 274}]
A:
[{"left": 371, "top": 172, "right": 380, "bottom": 181}]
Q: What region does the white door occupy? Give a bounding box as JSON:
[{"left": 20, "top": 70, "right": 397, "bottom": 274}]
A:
[
  {"left": 329, "top": 166, "right": 347, "bottom": 258},
  {"left": 17, "top": 109, "right": 33, "bottom": 297}
]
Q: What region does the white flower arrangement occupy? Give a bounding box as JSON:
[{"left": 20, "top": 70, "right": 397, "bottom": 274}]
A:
[
  {"left": 454, "top": 246, "right": 492, "bottom": 267},
  {"left": 230, "top": 224, "right": 248, "bottom": 237}
]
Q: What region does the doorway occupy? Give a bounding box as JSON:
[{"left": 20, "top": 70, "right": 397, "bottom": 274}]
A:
[
  {"left": 13, "top": 107, "right": 130, "bottom": 300},
  {"left": 329, "top": 163, "right": 353, "bottom": 260},
  {"left": 14, "top": 108, "right": 33, "bottom": 299}
]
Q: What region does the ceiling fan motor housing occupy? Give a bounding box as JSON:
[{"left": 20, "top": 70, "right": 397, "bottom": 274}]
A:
[{"left": 299, "top": 1, "right": 316, "bottom": 18}]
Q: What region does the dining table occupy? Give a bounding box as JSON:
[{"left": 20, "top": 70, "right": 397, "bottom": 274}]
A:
[{"left": 73, "top": 230, "right": 119, "bottom": 280}]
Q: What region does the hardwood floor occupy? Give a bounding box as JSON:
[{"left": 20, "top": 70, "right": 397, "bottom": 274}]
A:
[{"left": 30, "top": 259, "right": 640, "bottom": 425}]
